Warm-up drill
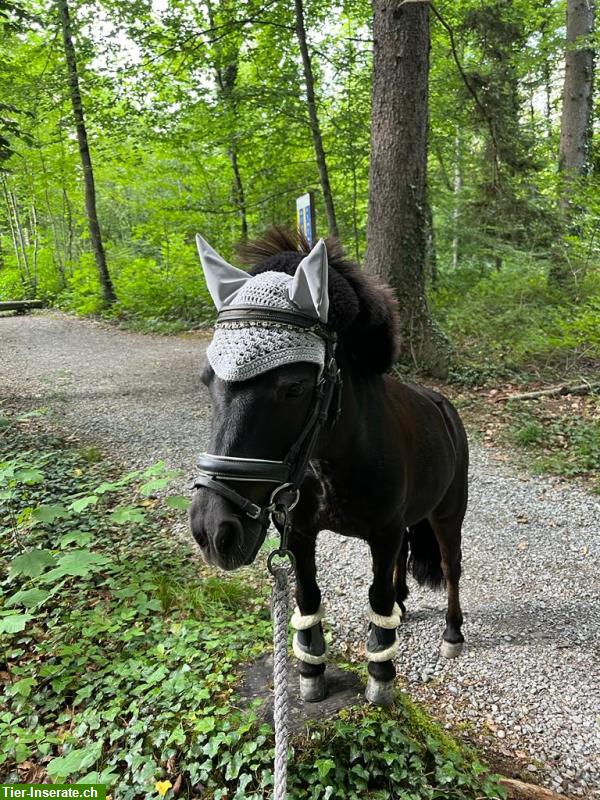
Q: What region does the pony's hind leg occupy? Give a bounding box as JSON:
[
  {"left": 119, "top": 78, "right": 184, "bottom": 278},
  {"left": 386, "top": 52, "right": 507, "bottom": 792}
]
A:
[
  {"left": 288, "top": 530, "right": 327, "bottom": 701},
  {"left": 429, "top": 516, "right": 464, "bottom": 659},
  {"left": 365, "top": 523, "right": 404, "bottom": 706}
]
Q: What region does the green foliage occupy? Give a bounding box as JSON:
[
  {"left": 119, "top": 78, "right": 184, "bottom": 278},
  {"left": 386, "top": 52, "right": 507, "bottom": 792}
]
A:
[
  {"left": 508, "top": 403, "right": 600, "bottom": 489},
  {"left": 433, "top": 257, "right": 600, "bottom": 381},
  {"left": 0, "top": 410, "right": 504, "bottom": 798}
]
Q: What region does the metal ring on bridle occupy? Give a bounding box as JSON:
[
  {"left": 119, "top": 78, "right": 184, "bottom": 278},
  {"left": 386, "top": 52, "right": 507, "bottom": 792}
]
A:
[
  {"left": 267, "top": 548, "right": 296, "bottom": 575},
  {"left": 269, "top": 483, "right": 301, "bottom": 511}
]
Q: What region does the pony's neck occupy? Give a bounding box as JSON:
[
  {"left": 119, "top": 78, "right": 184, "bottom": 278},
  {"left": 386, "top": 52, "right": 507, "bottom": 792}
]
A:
[{"left": 314, "top": 352, "right": 387, "bottom": 466}]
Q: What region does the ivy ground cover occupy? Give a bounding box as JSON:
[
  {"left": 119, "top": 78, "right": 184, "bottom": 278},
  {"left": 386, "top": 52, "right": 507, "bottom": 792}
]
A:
[{"left": 0, "top": 408, "right": 505, "bottom": 800}]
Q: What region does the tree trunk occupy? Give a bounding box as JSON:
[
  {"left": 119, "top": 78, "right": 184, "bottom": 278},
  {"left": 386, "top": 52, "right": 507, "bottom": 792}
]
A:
[
  {"left": 452, "top": 128, "right": 461, "bottom": 269},
  {"left": 551, "top": 0, "right": 595, "bottom": 286},
  {"left": 364, "top": 0, "right": 449, "bottom": 377},
  {"left": 57, "top": 0, "right": 116, "bottom": 305},
  {"left": 558, "top": 0, "right": 595, "bottom": 186},
  {"left": 2, "top": 177, "right": 25, "bottom": 280},
  {"left": 294, "top": 0, "right": 339, "bottom": 237},
  {"left": 228, "top": 147, "right": 248, "bottom": 243}
]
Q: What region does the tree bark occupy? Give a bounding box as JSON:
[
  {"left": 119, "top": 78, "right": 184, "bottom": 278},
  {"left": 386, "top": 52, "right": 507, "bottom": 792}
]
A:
[
  {"left": 551, "top": 0, "right": 595, "bottom": 286},
  {"left": 294, "top": 0, "right": 339, "bottom": 237},
  {"left": 57, "top": 0, "right": 116, "bottom": 305},
  {"left": 364, "top": 0, "right": 449, "bottom": 377},
  {"left": 558, "top": 0, "right": 595, "bottom": 186}
]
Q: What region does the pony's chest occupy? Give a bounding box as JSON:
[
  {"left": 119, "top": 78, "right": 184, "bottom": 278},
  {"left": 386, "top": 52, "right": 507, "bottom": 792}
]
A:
[{"left": 311, "top": 462, "right": 382, "bottom": 539}]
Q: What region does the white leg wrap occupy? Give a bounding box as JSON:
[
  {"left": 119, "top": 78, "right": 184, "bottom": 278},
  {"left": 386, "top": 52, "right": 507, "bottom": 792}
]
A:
[
  {"left": 367, "top": 602, "right": 403, "bottom": 629},
  {"left": 290, "top": 603, "right": 325, "bottom": 631},
  {"left": 366, "top": 636, "right": 399, "bottom": 662},
  {"left": 293, "top": 633, "right": 328, "bottom": 664}
]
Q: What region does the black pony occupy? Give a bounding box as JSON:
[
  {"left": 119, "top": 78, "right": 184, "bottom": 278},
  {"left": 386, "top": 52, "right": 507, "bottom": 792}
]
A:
[{"left": 190, "top": 228, "right": 468, "bottom": 706}]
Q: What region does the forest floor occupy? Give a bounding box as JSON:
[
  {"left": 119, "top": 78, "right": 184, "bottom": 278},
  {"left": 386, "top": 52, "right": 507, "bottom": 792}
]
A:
[{"left": 1, "top": 311, "right": 599, "bottom": 798}]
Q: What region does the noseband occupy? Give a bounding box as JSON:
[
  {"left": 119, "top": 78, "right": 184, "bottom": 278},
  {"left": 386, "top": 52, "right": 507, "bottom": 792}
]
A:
[{"left": 193, "top": 306, "right": 342, "bottom": 530}]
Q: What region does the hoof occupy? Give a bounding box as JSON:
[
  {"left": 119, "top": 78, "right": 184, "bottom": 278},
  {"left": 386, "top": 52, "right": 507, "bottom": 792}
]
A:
[
  {"left": 440, "top": 640, "right": 463, "bottom": 659},
  {"left": 365, "top": 676, "right": 395, "bottom": 707},
  {"left": 299, "top": 673, "right": 327, "bottom": 702}
]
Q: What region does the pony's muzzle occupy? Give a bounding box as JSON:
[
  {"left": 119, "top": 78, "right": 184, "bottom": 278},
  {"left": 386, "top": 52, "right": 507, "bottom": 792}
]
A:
[{"left": 189, "top": 491, "right": 266, "bottom": 570}]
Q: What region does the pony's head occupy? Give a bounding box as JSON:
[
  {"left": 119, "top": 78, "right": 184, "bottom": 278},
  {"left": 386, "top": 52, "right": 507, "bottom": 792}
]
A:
[{"left": 189, "top": 228, "right": 399, "bottom": 570}]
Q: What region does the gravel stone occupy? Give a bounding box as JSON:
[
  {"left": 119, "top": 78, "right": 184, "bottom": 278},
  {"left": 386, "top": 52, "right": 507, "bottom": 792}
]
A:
[{"left": 1, "top": 312, "right": 599, "bottom": 798}]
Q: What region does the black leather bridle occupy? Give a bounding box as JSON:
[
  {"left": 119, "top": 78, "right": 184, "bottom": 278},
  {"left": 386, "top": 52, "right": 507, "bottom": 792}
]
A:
[{"left": 192, "top": 305, "right": 342, "bottom": 536}]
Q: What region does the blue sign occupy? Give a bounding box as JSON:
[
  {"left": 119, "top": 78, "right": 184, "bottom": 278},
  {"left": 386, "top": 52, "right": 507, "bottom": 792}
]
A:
[{"left": 296, "top": 193, "right": 316, "bottom": 247}]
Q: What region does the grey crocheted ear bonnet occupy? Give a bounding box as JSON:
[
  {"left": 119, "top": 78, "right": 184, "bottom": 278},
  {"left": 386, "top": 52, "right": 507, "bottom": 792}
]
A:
[
  {"left": 196, "top": 235, "right": 329, "bottom": 383},
  {"left": 207, "top": 272, "right": 326, "bottom": 381}
]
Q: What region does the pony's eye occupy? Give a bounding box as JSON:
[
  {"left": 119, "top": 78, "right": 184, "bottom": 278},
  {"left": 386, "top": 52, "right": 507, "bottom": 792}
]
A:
[{"left": 282, "top": 382, "right": 305, "bottom": 399}]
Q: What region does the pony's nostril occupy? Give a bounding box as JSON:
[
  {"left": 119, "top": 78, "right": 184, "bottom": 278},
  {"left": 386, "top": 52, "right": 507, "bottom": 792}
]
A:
[
  {"left": 215, "top": 519, "right": 241, "bottom": 554},
  {"left": 192, "top": 524, "right": 208, "bottom": 548}
]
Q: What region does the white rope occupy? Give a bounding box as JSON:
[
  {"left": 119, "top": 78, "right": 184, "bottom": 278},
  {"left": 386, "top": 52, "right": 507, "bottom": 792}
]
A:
[{"left": 272, "top": 567, "right": 290, "bottom": 800}]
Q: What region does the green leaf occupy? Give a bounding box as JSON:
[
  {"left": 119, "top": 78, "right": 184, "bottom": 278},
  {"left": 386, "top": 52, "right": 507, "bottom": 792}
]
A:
[
  {"left": 5, "top": 588, "right": 50, "bottom": 608},
  {"left": 140, "top": 477, "right": 170, "bottom": 495},
  {"left": 94, "top": 481, "right": 124, "bottom": 495},
  {"left": 165, "top": 495, "right": 189, "bottom": 510},
  {"left": 14, "top": 468, "right": 44, "bottom": 484},
  {"left": 70, "top": 495, "right": 98, "bottom": 513},
  {"left": 32, "top": 504, "right": 70, "bottom": 523},
  {"left": 109, "top": 506, "right": 146, "bottom": 524},
  {"left": 47, "top": 743, "right": 103, "bottom": 780},
  {"left": 315, "top": 758, "right": 336, "bottom": 779},
  {"left": 55, "top": 549, "right": 110, "bottom": 577},
  {"left": 10, "top": 549, "right": 56, "bottom": 578},
  {"left": 0, "top": 612, "right": 32, "bottom": 633},
  {"left": 59, "top": 530, "right": 93, "bottom": 548},
  {"left": 10, "top": 677, "right": 36, "bottom": 697}
]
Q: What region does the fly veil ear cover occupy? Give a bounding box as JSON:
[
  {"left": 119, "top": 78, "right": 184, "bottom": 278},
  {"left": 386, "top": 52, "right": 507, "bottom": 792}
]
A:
[{"left": 196, "top": 234, "right": 330, "bottom": 381}]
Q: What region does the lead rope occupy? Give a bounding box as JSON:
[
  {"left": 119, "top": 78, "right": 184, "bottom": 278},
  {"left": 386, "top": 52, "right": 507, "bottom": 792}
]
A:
[
  {"left": 267, "top": 507, "right": 296, "bottom": 800},
  {"left": 272, "top": 565, "right": 290, "bottom": 799}
]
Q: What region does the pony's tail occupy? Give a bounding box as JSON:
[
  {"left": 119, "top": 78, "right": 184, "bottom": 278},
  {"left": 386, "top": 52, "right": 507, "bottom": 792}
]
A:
[{"left": 408, "top": 520, "right": 444, "bottom": 590}]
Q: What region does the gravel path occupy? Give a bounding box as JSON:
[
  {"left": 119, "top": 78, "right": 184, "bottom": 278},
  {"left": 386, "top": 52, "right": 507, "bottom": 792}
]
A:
[{"left": 2, "top": 312, "right": 599, "bottom": 798}]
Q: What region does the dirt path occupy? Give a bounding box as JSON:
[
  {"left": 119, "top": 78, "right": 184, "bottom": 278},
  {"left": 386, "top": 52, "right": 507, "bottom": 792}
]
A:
[{"left": 2, "top": 312, "right": 599, "bottom": 798}]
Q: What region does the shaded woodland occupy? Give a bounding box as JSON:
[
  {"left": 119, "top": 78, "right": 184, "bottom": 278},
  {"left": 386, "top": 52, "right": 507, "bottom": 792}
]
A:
[{"left": 0, "top": 0, "right": 598, "bottom": 378}]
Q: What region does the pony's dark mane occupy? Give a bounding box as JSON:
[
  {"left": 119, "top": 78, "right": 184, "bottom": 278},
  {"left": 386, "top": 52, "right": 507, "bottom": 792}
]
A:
[{"left": 238, "top": 227, "right": 400, "bottom": 374}]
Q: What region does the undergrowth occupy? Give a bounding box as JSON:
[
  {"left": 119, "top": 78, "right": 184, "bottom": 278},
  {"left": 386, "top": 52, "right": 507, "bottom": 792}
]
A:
[
  {"left": 0, "top": 408, "right": 505, "bottom": 799},
  {"left": 507, "top": 402, "right": 600, "bottom": 491},
  {"left": 432, "top": 257, "right": 600, "bottom": 384}
]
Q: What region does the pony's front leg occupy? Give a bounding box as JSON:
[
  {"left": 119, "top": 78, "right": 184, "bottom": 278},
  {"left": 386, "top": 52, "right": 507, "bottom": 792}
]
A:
[
  {"left": 366, "top": 532, "right": 404, "bottom": 706},
  {"left": 289, "top": 531, "right": 327, "bottom": 702}
]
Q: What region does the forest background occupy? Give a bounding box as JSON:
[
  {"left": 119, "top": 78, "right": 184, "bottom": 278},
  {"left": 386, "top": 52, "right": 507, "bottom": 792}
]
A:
[{"left": 0, "top": 0, "right": 598, "bottom": 387}]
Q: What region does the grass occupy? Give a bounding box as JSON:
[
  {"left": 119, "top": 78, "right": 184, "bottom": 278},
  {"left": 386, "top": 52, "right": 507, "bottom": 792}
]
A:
[{"left": 0, "top": 407, "right": 506, "bottom": 799}]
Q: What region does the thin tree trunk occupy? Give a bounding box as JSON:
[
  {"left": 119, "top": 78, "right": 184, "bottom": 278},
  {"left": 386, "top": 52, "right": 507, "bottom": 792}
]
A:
[
  {"left": 30, "top": 203, "right": 38, "bottom": 292},
  {"left": 364, "top": 0, "right": 449, "bottom": 377},
  {"left": 228, "top": 146, "right": 248, "bottom": 242},
  {"left": 294, "top": 0, "right": 338, "bottom": 237},
  {"left": 2, "top": 177, "right": 25, "bottom": 280},
  {"left": 452, "top": 129, "right": 461, "bottom": 269},
  {"left": 57, "top": 0, "right": 116, "bottom": 305},
  {"left": 9, "top": 188, "right": 32, "bottom": 290},
  {"left": 425, "top": 200, "right": 437, "bottom": 285},
  {"left": 63, "top": 188, "right": 74, "bottom": 269},
  {"left": 551, "top": 0, "right": 595, "bottom": 286}
]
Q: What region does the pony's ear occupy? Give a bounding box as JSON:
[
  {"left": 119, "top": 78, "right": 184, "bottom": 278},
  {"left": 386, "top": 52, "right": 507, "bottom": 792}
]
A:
[
  {"left": 196, "top": 234, "right": 250, "bottom": 310},
  {"left": 289, "top": 238, "right": 329, "bottom": 322}
]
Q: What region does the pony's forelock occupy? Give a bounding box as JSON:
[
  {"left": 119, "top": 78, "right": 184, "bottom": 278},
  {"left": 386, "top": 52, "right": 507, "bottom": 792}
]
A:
[{"left": 237, "top": 226, "right": 400, "bottom": 374}]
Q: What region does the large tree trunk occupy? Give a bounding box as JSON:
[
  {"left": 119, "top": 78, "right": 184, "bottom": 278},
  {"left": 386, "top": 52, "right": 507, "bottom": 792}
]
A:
[
  {"left": 57, "top": 0, "right": 116, "bottom": 306},
  {"left": 294, "top": 0, "right": 338, "bottom": 237},
  {"left": 551, "top": 0, "right": 595, "bottom": 286},
  {"left": 364, "top": 0, "right": 449, "bottom": 377},
  {"left": 559, "top": 0, "right": 595, "bottom": 187}
]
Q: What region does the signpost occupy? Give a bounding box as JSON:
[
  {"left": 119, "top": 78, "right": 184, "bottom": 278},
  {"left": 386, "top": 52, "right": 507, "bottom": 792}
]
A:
[{"left": 296, "top": 192, "right": 316, "bottom": 247}]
